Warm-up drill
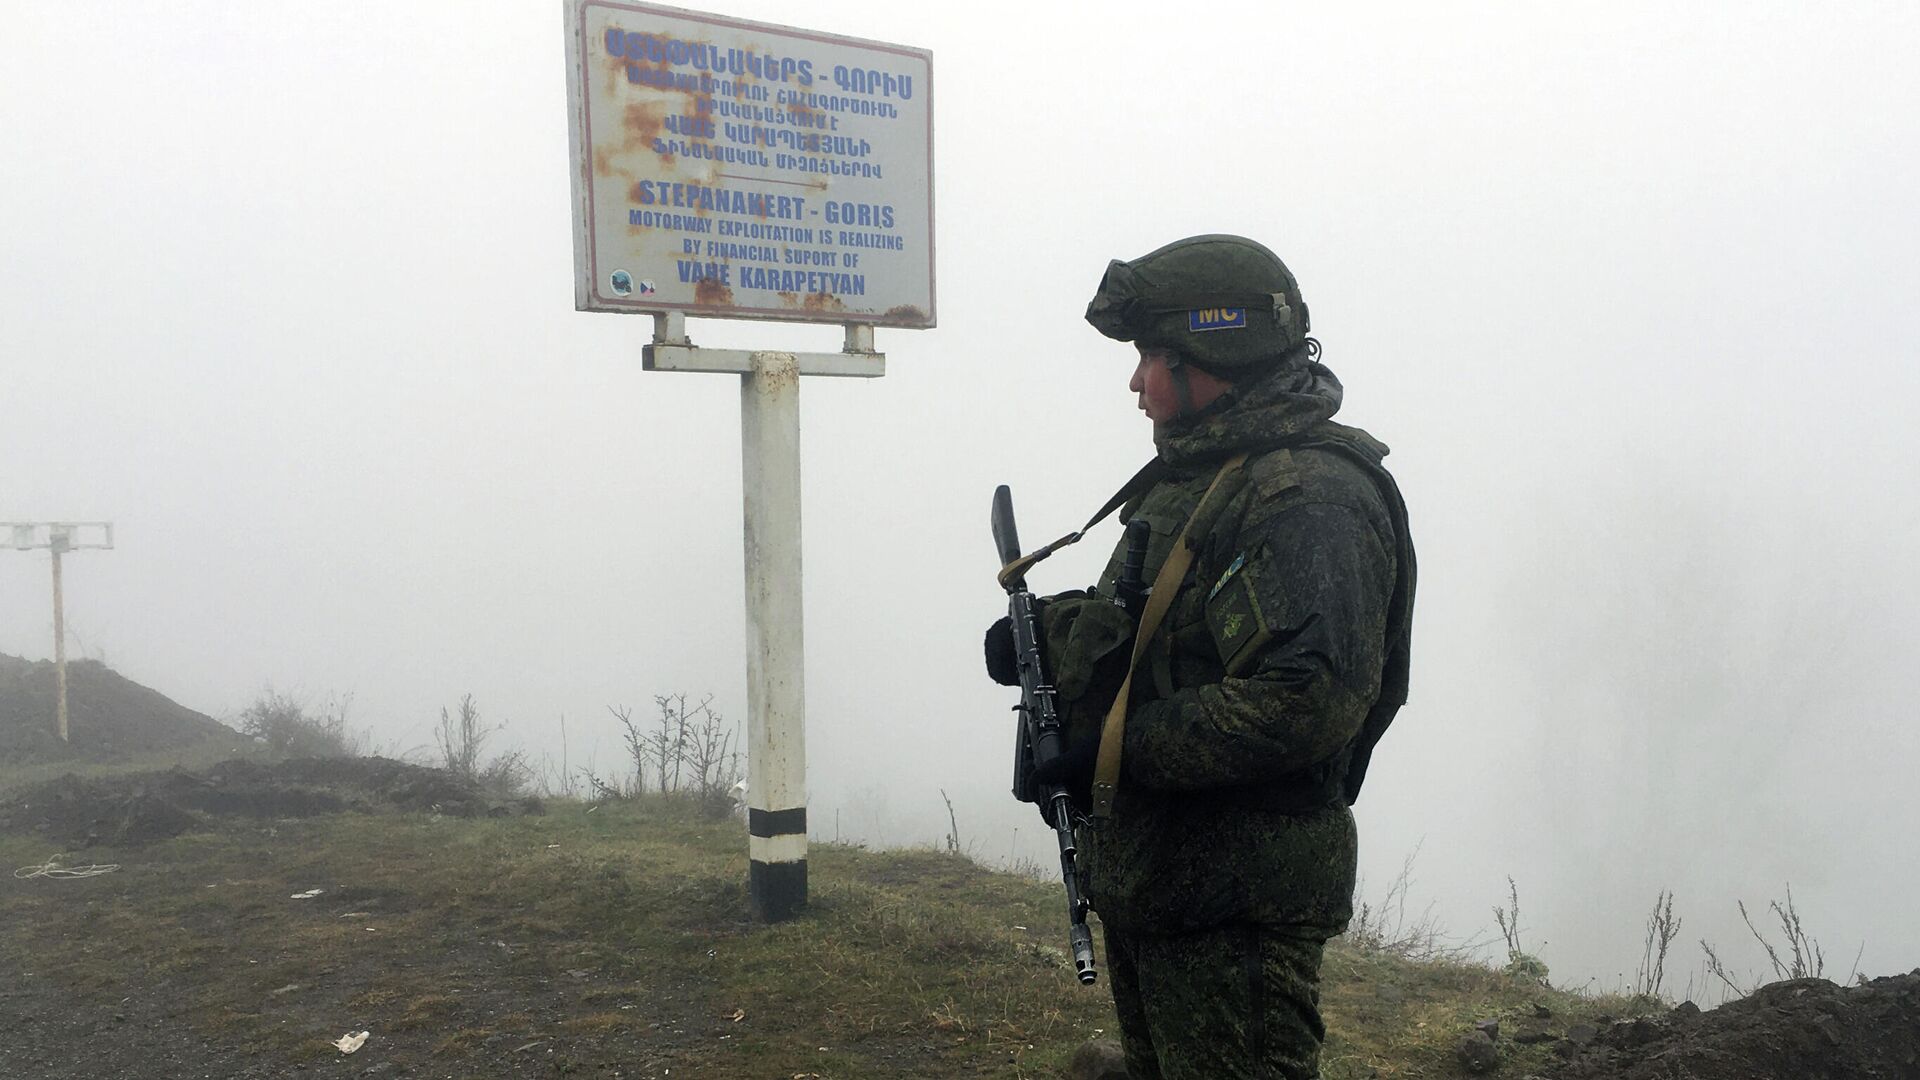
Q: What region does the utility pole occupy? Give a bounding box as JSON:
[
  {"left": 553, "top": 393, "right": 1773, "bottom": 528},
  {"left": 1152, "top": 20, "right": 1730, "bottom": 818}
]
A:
[{"left": 6, "top": 522, "right": 114, "bottom": 742}]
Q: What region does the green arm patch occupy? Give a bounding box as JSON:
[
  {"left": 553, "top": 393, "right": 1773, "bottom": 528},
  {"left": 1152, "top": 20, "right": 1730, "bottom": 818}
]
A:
[{"left": 1205, "top": 549, "right": 1275, "bottom": 677}]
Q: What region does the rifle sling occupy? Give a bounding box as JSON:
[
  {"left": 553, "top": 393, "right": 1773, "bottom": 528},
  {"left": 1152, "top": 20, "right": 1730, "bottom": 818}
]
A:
[
  {"left": 1090, "top": 452, "right": 1249, "bottom": 819},
  {"left": 996, "top": 458, "right": 1167, "bottom": 588}
]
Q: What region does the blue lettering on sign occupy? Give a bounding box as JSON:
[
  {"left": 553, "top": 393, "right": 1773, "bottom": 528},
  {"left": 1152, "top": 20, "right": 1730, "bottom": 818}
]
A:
[{"left": 1188, "top": 308, "right": 1247, "bottom": 332}]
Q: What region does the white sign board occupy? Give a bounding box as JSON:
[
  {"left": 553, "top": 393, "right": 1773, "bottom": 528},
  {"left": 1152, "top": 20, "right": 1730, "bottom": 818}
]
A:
[{"left": 564, "top": 1, "right": 935, "bottom": 328}]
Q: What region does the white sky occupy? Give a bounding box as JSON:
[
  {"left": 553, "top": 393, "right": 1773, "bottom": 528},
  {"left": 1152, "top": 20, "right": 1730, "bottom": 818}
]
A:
[{"left": 5, "top": 0, "right": 1918, "bottom": 994}]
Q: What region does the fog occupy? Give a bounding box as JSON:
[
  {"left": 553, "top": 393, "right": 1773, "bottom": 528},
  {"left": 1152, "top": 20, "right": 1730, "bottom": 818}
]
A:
[{"left": 5, "top": 1, "right": 1917, "bottom": 993}]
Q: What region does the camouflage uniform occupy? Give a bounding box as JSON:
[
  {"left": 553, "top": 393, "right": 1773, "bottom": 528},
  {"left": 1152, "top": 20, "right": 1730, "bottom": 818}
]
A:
[{"left": 1057, "top": 236, "right": 1416, "bottom": 1080}]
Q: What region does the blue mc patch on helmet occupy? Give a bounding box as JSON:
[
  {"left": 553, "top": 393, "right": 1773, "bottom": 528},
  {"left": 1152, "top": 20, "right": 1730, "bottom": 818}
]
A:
[{"left": 1188, "top": 308, "right": 1247, "bottom": 332}]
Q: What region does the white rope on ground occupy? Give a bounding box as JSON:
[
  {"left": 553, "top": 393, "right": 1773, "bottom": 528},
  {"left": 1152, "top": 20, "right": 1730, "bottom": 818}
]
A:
[{"left": 14, "top": 855, "right": 121, "bottom": 880}]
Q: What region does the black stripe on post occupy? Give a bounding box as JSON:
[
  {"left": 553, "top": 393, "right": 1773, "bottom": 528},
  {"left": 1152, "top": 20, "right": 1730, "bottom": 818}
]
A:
[
  {"left": 749, "top": 858, "right": 807, "bottom": 922},
  {"left": 748, "top": 806, "right": 808, "bottom": 838}
]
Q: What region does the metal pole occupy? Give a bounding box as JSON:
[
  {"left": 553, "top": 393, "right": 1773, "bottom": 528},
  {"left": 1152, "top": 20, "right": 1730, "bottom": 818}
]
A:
[
  {"left": 740, "top": 350, "right": 808, "bottom": 921},
  {"left": 50, "top": 544, "right": 68, "bottom": 742}
]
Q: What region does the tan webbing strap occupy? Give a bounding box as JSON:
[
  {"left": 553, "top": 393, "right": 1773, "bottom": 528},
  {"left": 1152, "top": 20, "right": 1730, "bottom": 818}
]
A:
[
  {"left": 1090, "top": 451, "right": 1249, "bottom": 819},
  {"left": 997, "top": 458, "right": 1166, "bottom": 588}
]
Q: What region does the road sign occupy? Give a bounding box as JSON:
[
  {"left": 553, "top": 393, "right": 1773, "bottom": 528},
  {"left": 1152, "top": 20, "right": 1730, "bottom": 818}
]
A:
[{"left": 564, "top": 1, "right": 935, "bottom": 328}]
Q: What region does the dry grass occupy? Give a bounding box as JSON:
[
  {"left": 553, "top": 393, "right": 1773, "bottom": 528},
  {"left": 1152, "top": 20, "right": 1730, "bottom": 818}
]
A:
[{"left": 2, "top": 793, "right": 1649, "bottom": 1079}]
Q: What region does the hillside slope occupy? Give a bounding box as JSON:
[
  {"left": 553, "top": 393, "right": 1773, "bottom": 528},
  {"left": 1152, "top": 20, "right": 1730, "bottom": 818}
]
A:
[
  {"left": 0, "top": 653, "right": 239, "bottom": 762},
  {"left": 1, "top": 774, "right": 1911, "bottom": 1079}
]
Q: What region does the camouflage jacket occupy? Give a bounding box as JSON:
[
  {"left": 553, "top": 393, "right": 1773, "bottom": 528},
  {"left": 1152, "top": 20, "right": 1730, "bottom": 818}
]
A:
[{"left": 1075, "top": 359, "right": 1414, "bottom": 935}]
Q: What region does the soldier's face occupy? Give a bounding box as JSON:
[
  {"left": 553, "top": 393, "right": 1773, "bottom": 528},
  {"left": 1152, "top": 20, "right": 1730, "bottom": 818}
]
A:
[
  {"left": 1131, "top": 347, "right": 1229, "bottom": 429},
  {"left": 1131, "top": 347, "right": 1180, "bottom": 426}
]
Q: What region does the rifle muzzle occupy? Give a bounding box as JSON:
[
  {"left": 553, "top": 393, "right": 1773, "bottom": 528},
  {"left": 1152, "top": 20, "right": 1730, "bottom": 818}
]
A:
[{"left": 1071, "top": 922, "right": 1097, "bottom": 985}]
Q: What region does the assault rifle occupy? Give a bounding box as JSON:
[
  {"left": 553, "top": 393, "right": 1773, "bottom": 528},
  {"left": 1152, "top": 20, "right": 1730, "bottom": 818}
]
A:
[{"left": 992, "top": 487, "right": 1152, "bottom": 987}]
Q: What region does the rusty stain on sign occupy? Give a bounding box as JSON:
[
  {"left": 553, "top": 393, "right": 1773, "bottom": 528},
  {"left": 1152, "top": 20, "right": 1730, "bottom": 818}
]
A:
[
  {"left": 623, "top": 101, "right": 666, "bottom": 149},
  {"left": 566, "top": 0, "right": 935, "bottom": 326},
  {"left": 695, "top": 279, "right": 736, "bottom": 306}
]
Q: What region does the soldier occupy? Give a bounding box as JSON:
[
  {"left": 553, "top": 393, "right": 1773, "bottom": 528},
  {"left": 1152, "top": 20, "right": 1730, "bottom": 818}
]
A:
[{"left": 991, "top": 235, "right": 1415, "bottom": 1079}]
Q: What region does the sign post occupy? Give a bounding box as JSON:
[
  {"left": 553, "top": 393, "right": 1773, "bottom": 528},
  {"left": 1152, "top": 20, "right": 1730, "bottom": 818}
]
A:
[
  {"left": 740, "top": 350, "right": 806, "bottom": 919},
  {"left": 563, "top": 1, "right": 934, "bottom": 922},
  {"left": 6, "top": 522, "right": 114, "bottom": 742}
]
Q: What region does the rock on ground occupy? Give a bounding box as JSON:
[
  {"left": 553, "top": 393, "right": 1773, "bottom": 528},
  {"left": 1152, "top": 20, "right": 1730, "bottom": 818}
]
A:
[
  {"left": 1457, "top": 1028, "right": 1500, "bottom": 1073},
  {"left": 1068, "top": 1037, "right": 1129, "bottom": 1080}
]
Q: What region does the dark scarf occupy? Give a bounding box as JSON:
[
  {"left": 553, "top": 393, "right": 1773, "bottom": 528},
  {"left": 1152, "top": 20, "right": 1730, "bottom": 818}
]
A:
[{"left": 1155, "top": 352, "right": 1348, "bottom": 469}]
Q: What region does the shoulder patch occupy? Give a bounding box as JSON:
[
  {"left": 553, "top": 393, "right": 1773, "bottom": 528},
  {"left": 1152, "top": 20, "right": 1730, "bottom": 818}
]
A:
[
  {"left": 1250, "top": 448, "right": 1304, "bottom": 501},
  {"left": 1204, "top": 551, "right": 1275, "bottom": 677},
  {"left": 1187, "top": 308, "right": 1247, "bottom": 332}
]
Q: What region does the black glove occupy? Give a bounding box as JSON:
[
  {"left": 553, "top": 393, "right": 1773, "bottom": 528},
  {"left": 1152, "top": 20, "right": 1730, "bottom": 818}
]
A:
[{"left": 984, "top": 615, "right": 1020, "bottom": 686}]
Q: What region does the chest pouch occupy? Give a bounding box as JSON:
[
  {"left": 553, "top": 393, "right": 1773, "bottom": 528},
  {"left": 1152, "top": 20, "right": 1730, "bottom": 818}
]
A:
[{"left": 1040, "top": 595, "right": 1138, "bottom": 745}]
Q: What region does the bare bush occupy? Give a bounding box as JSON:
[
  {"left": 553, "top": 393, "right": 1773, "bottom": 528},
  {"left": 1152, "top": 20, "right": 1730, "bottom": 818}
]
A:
[
  {"left": 1699, "top": 884, "right": 1841, "bottom": 1001},
  {"left": 941, "top": 789, "right": 963, "bottom": 856},
  {"left": 602, "top": 704, "right": 648, "bottom": 798},
  {"left": 677, "top": 695, "right": 740, "bottom": 800},
  {"left": 436, "top": 694, "right": 486, "bottom": 778},
  {"left": 238, "top": 689, "right": 361, "bottom": 758},
  {"left": 1348, "top": 841, "right": 1473, "bottom": 961},
  {"left": 1743, "top": 885, "right": 1824, "bottom": 981},
  {"left": 598, "top": 693, "right": 741, "bottom": 816},
  {"left": 433, "top": 694, "right": 527, "bottom": 798},
  {"left": 531, "top": 714, "right": 583, "bottom": 799},
  {"left": 1494, "top": 876, "right": 1550, "bottom": 984},
  {"left": 1635, "top": 889, "right": 1682, "bottom": 1000}
]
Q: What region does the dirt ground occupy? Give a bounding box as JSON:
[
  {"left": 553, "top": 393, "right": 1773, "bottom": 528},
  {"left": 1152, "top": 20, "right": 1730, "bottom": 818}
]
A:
[
  {"left": 1539, "top": 973, "right": 1920, "bottom": 1079},
  {"left": 0, "top": 757, "right": 541, "bottom": 846},
  {"left": 0, "top": 796, "right": 762, "bottom": 1080},
  {"left": 0, "top": 903, "right": 722, "bottom": 1080}
]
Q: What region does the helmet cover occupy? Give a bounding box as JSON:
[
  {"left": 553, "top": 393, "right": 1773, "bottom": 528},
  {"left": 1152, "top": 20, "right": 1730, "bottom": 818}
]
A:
[{"left": 1085, "top": 234, "right": 1310, "bottom": 373}]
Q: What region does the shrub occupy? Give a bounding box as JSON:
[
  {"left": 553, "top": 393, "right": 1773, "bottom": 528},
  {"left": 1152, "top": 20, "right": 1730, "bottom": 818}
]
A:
[
  {"left": 434, "top": 694, "right": 529, "bottom": 799},
  {"left": 591, "top": 693, "right": 741, "bottom": 818},
  {"left": 239, "top": 689, "right": 360, "bottom": 758}
]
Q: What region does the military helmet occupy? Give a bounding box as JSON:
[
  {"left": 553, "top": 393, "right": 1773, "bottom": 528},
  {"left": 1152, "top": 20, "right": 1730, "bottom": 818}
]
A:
[{"left": 1084, "top": 234, "right": 1310, "bottom": 374}]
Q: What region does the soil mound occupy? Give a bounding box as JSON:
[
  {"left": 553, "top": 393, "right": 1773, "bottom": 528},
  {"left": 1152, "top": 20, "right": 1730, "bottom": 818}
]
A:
[
  {"left": 1544, "top": 973, "right": 1920, "bottom": 1079},
  {"left": 0, "top": 653, "right": 240, "bottom": 762},
  {"left": 0, "top": 756, "right": 542, "bottom": 846}
]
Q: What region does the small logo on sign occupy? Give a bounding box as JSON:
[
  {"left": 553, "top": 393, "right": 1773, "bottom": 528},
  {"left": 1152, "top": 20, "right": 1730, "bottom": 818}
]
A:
[
  {"left": 1188, "top": 308, "right": 1247, "bottom": 332},
  {"left": 609, "top": 271, "right": 656, "bottom": 297}
]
